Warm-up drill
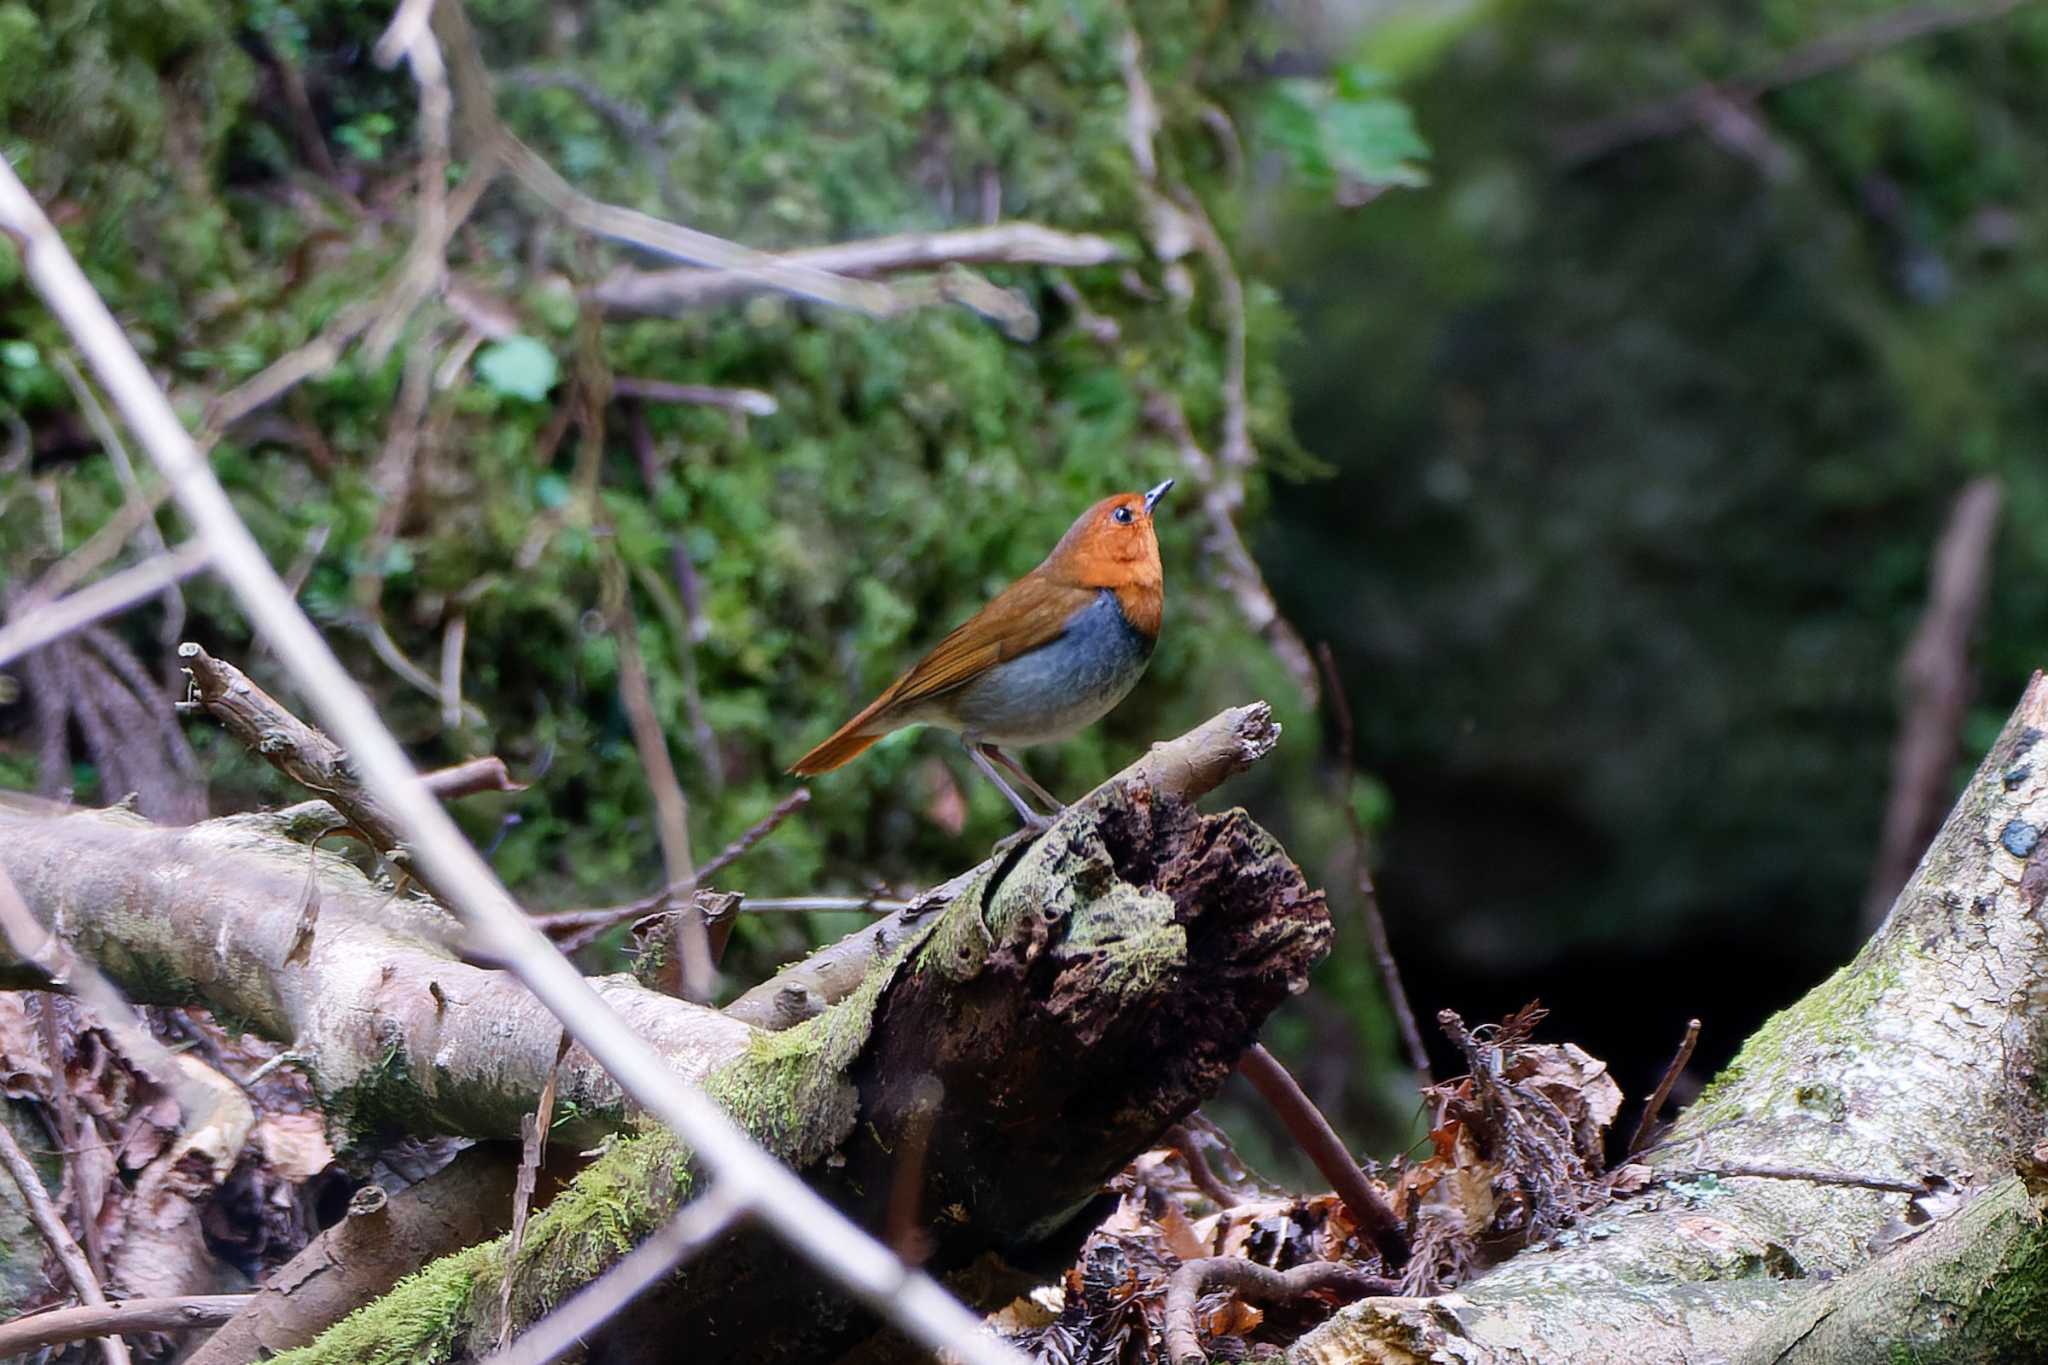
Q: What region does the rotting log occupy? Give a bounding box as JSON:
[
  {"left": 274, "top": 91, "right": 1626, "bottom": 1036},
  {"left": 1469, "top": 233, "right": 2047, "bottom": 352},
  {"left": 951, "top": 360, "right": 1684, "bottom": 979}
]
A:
[
  {"left": 1292, "top": 673, "right": 2048, "bottom": 1365},
  {"left": 272, "top": 781, "right": 1328, "bottom": 1363}
]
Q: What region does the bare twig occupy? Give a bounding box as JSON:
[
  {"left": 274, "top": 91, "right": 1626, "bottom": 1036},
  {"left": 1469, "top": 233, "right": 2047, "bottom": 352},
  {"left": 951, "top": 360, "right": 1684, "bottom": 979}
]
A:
[
  {"left": 176, "top": 643, "right": 421, "bottom": 880},
  {"left": 611, "top": 375, "right": 779, "bottom": 415},
  {"left": 500, "top": 1031, "right": 570, "bottom": 1349},
  {"left": 422, "top": 755, "right": 528, "bottom": 799},
  {"left": 589, "top": 222, "right": 1123, "bottom": 316},
  {"left": 1235, "top": 1044, "right": 1406, "bottom": 1266},
  {"left": 1, "top": 142, "right": 1026, "bottom": 1365},
  {"left": 1164, "top": 1123, "right": 1239, "bottom": 1209},
  {"left": 1556, "top": 0, "right": 2031, "bottom": 166},
  {"left": 0, "top": 541, "right": 212, "bottom": 669},
  {"left": 1144, "top": 392, "right": 1319, "bottom": 703},
  {"left": 1163, "top": 1257, "right": 1397, "bottom": 1365},
  {"left": 1864, "top": 477, "right": 2003, "bottom": 930},
  {"left": 0, "top": 1108, "right": 131, "bottom": 1365},
  {"left": 537, "top": 790, "right": 811, "bottom": 950},
  {"left": 364, "top": 0, "right": 455, "bottom": 362},
  {"left": 14, "top": 482, "right": 174, "bottom": 606},
  {"left": 51, "top": 354, "right": 186, "bottom": 650},
  {"left": 482, "top": 1185, "right": 749, "bottom": 1365},
  {"left": 440, "top": 611, "right": 469, "bottom": 732},
  {"left": 36, "top": 996, "right": 109, "bottom": 1285},
  {"left": 1315, "top": 642, "right": 1428, "bottom": 1080},
  {"left": 622, "top": 423, "right": 719, "bottom": 785},
  {"left": 1627, "top": 1018, "right": 1701, "bottom": 1157},
  {"left": 1657, "top": 1163, "right": 1929, "bottom": 1197},
  {"left": 726, "top": 895, "right": 906, "bottom": 914},
  {"left": 600, "top": 548, "right": 710, "bottom": 1000},
  {"left": 0, "top": 1295, "right": 249, "bottom": 1357}
]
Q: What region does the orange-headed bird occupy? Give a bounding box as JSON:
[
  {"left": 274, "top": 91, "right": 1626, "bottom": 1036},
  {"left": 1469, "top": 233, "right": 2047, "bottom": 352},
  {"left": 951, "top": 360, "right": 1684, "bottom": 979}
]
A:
[{"left": 790, "top": 481, "right": 1173, "bottom": 827}]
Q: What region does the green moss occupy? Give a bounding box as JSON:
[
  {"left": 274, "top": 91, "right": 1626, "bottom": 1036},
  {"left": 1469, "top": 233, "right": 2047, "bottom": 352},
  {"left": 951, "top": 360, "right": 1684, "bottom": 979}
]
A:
[
  {"left": 268, "top": 1241, "right": 496, "bottom": 1365},
  {"left": 326, "top": 1045, "right": 421, "bottom": 1149},
  {"left": 1682, "top": 942, "right": 1904, "bottom": 1133}
]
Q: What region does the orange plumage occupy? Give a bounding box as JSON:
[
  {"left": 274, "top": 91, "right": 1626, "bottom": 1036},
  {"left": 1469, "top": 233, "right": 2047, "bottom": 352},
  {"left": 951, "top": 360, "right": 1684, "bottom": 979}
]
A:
[{"left": 791, "top": 482, "right": 1173, "bottom": 826}]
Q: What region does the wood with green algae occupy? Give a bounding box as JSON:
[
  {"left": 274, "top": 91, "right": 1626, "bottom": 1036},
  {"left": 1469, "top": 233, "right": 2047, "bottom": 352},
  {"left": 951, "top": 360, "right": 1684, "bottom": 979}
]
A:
[
  {"left": 1290, "top": 674, "right": 2048, "bottom": 1365},
  {"left": 274, "top": 784, "right": 1329, "bottom": 1363}
]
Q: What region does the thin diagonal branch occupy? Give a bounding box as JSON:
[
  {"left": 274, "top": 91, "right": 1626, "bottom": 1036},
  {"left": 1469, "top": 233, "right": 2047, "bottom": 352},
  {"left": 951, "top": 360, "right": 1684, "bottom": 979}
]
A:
[
  {"left": 0, "top": 541, "right": 211, "bottom": 669},
  {"left": 0, "top": 1106, "right": 131, "bottom": 1365}
]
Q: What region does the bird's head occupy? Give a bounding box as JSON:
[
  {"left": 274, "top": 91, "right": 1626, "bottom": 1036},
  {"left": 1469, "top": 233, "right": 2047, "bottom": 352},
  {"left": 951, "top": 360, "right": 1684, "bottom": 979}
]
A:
[{"left": 1045, "top": 480, "right": 1173, "bottom": 587}]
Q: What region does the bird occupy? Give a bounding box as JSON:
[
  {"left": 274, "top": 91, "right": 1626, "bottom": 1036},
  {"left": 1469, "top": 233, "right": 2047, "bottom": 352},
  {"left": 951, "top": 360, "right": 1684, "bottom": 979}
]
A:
[{"left": 790, "top": 480, "right": 1174, "bottom": 828}]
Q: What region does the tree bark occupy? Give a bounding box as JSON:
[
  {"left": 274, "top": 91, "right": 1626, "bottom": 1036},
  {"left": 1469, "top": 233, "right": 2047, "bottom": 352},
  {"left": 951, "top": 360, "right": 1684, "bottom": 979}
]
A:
[
  {"left": 0, "top": 803, "right": 754, "bottom": 1147},
  {"left": 1291, "top": 672, "right": 2048, "bottom": 1365}
]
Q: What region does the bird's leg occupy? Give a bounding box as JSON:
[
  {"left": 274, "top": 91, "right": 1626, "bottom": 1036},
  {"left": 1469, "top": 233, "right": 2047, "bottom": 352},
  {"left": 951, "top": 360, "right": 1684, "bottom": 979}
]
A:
[
  {"left": 962, "top": 735, "right": 1050, "bottom": 830},
  {"left": 982, "top": 744, "right": 1066, "bottom": 813}
]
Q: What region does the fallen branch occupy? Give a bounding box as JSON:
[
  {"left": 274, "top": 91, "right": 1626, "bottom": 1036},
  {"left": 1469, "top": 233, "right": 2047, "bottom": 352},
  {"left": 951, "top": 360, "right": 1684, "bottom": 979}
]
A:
[
  {"left": 0, "top": 1295, "right": 248, "bottom": 1358},
  {"left": 589, "top": 222, "right": 1124, "bottom": 316},
  {"left": 1291, "top": 673, "right": 2048, "bottom": 1363}
]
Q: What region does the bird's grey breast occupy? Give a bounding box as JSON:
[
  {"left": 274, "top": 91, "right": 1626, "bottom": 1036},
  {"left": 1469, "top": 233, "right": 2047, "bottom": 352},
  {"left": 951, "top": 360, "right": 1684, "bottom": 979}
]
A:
[{"left": 947, "top": 589, "right": 1154, "bottom": 746}]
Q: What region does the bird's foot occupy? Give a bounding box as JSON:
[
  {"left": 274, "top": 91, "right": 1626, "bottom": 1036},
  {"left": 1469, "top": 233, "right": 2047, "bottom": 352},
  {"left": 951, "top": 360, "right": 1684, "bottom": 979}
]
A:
[{"left": 990, "top": 822, "right": 1046, "bottom": 858}]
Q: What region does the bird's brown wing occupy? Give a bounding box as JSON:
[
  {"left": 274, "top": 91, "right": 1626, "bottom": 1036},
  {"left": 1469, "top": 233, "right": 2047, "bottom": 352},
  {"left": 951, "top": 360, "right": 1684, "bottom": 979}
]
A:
[
  {"left": 876, "top": 573, "right": 1088, "bottom": 709},
  {"left": 788, "top": 574, "right": 1087, "bottom": 775}
]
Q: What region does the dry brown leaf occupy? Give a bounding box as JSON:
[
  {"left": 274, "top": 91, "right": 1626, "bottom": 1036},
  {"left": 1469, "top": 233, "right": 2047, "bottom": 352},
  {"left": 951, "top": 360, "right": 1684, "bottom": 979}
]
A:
[
  {"left": 1505, "top": 1043, "right": 1624, "bottom": 1142},
  {"left": 0, "top": 994, "right": 49, "bottom": 1096},
  {"left": 254, "top": 1111, "right": 336, "bottom": 1182},
  {"left": 1156, "top": 1202, "right": 1210, "bottom": 1262},
  {"left": 1608, "top": 1162, "right": 1655, "bottom": 1195},
  {"left": 1204, "top": 1295, "right": 1265, "bottom": 1338}
]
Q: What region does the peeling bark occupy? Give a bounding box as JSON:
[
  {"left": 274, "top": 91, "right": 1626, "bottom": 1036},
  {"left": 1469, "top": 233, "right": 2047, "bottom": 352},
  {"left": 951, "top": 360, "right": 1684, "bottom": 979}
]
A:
[{"left": 1292, "top": 673, "right": 2048, "bottom": 1365}]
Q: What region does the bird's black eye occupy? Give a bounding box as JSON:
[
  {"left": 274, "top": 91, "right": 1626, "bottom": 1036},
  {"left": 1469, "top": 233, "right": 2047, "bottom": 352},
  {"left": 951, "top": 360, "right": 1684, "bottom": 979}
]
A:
[{"left": 1111, "top": 505, "right": 1134, "bottom": 525}]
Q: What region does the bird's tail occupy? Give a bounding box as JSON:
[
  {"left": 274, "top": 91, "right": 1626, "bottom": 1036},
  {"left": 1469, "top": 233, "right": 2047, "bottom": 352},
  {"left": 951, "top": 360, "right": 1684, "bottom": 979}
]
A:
[{"left": 788, "top": 706, "right": 892, "bottom": 775}]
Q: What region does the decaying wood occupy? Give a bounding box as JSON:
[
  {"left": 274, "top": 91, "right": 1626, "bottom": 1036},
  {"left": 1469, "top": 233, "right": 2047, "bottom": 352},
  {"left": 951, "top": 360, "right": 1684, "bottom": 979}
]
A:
[
  {"left": 1291, "top": 673, "right": 2048, "bottom": 1365},
  {"left": 724, "top": 701, "right": 1282, "bottom": 1029},
  {"left": 283, "top": 763, "right": 1327, "bottom": 1361}
]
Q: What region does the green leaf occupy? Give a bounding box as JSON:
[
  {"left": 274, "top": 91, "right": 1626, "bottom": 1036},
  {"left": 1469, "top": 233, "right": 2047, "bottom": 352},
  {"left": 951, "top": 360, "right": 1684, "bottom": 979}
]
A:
[
  {"left": 1260, "top": 68, "right": 1431, "bottom": 197},
  {"left": 476, "top": 335, "right": 560, "bottom": 402},
  {"left": 0, "top": 339, "right": 38, "bottom": 368}
]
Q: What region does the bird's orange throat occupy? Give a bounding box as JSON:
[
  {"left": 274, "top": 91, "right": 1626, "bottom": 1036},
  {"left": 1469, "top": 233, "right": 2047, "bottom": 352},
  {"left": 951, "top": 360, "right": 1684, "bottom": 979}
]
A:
[{"left": 1113, "top": 578, "right": 1163, "bottom": 639}]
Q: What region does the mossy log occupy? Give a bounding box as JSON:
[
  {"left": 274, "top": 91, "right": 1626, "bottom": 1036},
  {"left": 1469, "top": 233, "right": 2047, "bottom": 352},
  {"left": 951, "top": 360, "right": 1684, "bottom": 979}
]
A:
[
  {"left": 1291, "top": 673, "right": 2048, "bottom": 1365},
  {"left": 273, "top": 783, "right": 1326, "bottom": 1363}
]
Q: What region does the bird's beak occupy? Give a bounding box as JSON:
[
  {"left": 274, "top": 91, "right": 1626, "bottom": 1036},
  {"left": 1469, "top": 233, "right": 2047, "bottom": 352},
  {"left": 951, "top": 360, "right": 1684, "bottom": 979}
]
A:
[{"left": 1143, "top": 479, "right": 1175, "bottom": 514}]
